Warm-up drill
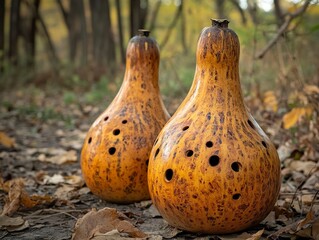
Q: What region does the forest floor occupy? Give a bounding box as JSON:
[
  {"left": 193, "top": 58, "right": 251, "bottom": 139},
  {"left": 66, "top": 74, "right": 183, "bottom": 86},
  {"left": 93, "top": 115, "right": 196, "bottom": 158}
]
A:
[{"left": 0, "top": 86, "right": 318, "bottom": 240}]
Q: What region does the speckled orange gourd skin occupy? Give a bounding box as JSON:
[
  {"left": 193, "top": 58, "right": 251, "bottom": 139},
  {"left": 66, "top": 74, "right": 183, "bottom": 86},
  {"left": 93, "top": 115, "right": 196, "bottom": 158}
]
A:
[
  {"left": 148, "top": 20, "right": 281, "bottom": 234},
  {"left": 81, "top": 33, "right": 170, "bottom": 204}
]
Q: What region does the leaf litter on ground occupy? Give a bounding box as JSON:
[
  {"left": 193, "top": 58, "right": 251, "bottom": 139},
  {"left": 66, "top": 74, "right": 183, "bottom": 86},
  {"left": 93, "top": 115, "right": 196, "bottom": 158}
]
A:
[{"left": 0, "top": 87, "right": 318, "bottom": 239}]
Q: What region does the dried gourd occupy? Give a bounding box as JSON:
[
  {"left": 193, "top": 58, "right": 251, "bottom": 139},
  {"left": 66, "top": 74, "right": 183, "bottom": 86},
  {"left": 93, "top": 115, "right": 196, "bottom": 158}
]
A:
[
  {"left": 81, "top": 30, "right": 170, "bottom": 203},
  {"left": 148, "top": 19, "right": 281, "bottom": 234}
]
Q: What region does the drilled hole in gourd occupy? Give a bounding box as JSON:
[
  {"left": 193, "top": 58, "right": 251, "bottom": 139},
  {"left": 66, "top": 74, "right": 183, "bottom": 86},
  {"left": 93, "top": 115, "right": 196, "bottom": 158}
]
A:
[
  {"left": 209, "top": 155, "right": 220, "bottom": 166},
  {"left": 154, "top": 148, "right": 160, "bottom": 158},
  {"left": 232, "top": 193, "right": 241, "bottom": 200},
  {"left": 104, "top": 116, "right": 109, "bottom": 121},
  {"left": 109, "top": 147, "right": 116, "bottom": 155},
  {"left": 122, "top": 120, "right": 127, "bottom": 124},
  {"left": 113, "top": 129, "right": 120, "bottom": 135},
  {"left": 206, "top": 141, "right": 213, "bottom": 148},
  {"left": 247, "top": 119, "right": 255, "bottom": 129},
  {"left": 165, "top": 169, "right": 173, "bottom": 181},
  {"left": 262, "top": 141, "right": 267, "bottom": 148},
  {"left": 186, "top": 150, "right": 194, "bottom": 157},
  {"left": 231, "top": 162, "right": 241, "bottom": 172},
  {"left": 88, "top": 137, "right": 92, "bottom": 144},
  {"left": 182, "top": 126, "right": 189, "bottom": 131}
]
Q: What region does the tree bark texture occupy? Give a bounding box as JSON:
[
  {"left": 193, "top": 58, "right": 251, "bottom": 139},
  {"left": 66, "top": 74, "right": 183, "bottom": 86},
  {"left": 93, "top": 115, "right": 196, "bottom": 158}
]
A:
[
  {"left": 9, "top": 0, "right": 21, "bottom": 66},
  {"left": 0, "top": 0, "right": 5, "bottom": 72},
  {"left": 90, "top": 0, "right": 116, "bottom": 71}
]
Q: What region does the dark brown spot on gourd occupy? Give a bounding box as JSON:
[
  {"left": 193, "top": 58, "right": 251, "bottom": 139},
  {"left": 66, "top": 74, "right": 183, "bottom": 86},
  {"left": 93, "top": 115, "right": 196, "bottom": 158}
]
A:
[
  {"left": 122, "top": 119, "right": 127, "bottom": 124},
  {"left": 104, "top": 116, "right": 109, "bottom": 121},
  {"left": 219, "top": 112, "right": 225, "bottom": 123},
  {"left": 88, "top": 137, "right": 92, "bottom": 144},
  {"left": 206, "top": 112, "right": 211, "bottom": 120}
]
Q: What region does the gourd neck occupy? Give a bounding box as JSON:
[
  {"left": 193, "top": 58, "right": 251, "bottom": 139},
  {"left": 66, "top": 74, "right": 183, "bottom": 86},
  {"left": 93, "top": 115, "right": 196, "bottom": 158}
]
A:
[
  {"left": 123, "top": 30, "right": 160, "bottom": 90},
  {"left": 190, "top": 63, "right": 246, "bottom": 112}
]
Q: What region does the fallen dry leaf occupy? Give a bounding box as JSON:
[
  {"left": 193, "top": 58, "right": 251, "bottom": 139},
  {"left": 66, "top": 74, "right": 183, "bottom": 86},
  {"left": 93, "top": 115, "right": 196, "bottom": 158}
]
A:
[
  {"left": 72, "top": 207, "right": 147, "bottom": 240},
  {"left": 38, "top": 150, "right": 77, "bottom": 164},
  {"left": 263, "top": 91, "right": 278, "bottom": 112},
  {"left": 269, "top": 210, "right": 319, "bottom": 239},
  {"left": 282, "top": 107, "right": 313, "bottom": 129},
  {"left": 1, "top": 178, "right": 54, "bottom": 216},
  {"left": 54, "top": 185, "right": 76, "bottom": 200},
  {"left": 0, "top": 131, "right": 16, "bottom": 148},
  {"left": 219, "top": 229, "right": 264, "bottom": 240},
  {"left": 289, "top": 160, "right": 317, "bottom": 175},
  {"left": 0, "top": 215, "right": 29, "bottom": 232},
  {"left": 304, "top": 84, "right": 319, "bottom": 95}
]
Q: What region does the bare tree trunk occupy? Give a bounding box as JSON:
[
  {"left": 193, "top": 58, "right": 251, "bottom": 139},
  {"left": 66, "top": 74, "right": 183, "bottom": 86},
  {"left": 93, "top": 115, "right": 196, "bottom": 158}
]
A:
[
  {"left": 148, "top": 0, "right": 161, "bottom": 32},
  {"left": 115, "top": 0, "right": 125, "bottom": 64},
  {"left": 26, "top": 0, "right": 40, "bottom": 68},
  {"left": 215, "top": 0, "right": 225, "bottom": 19},
  {"left": 230, "top": 0, "right": 247, "bottom": 25},
  {"left": 90, "top": 0, "right": 116, "bottom": 73},
  {"left": 274, "top": 0, "right": 284, "bottom": 27},
  {"left": 69, "top": 0, "right": 87, "bottom": 65},
  {"left": 37, "top": 1, "right": 59, "bottom": 73},
  {"left": 9, "top": 0, "right": 21, "bottom": 66},
  {"left": 247, "top": 0, "right": 259, "bottom": 25},
  {"left": 130, "top": 0, "right": 148, "bottom": 37},
  {"left": 0, "top": 0, "right": 5, "bottom": 72}
]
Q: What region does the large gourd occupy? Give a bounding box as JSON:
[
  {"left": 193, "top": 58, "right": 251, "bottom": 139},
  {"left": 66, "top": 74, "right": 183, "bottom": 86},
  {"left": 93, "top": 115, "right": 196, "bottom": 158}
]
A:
[
  {"left": 81, "top": 30, "right": 170, "bottom": 203},
  {"left": 148, "top": 19, "right": 281, "bottom": 234}
]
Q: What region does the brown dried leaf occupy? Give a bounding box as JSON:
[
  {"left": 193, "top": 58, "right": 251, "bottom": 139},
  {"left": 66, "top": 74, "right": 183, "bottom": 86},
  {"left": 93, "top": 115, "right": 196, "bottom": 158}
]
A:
[
  {"left": 38, "top": 150, "right": 77, "bottom": 164},
  {"left": 263, "top": 91, "right": 278, "bottom": 112},
  {"left": 304, "top": 84, "right": 319, "bottom": 95},
  {"left": 289, "top": 160, "right": 317, "bottom": 175},
  {"left": 0, "top": 131, "right": 16, "bottom": 148},
  {"left": 219, "top": 229, "right": 264, "bottom": 240},
  {"left": 269, "top": 210, "right": 319, "bottom": 239},
  {"left": 0, "top": 215, "right": 29, "bottom": 232},
  {"left": 282, "top": 107, "right": 313, "bottom": 129},
  {"left": 1, "top": 178, "right": 54, "bottom": 216},
  {"left": 72, "top": 208, "right": 147, "bottom": 240},
  {"left": 0, "top": 215, "right": 24, "bottom": 227},
  {"left": 1, "top": 178, "right": 24, "bottom": 216}
]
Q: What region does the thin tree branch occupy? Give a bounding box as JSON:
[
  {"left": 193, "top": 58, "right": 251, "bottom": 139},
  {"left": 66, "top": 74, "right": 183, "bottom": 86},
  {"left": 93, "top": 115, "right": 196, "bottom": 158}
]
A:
[
  {"left": 256, "top": 0, "right": 311, "bottom": 59},
  {"left": 56, "top": 0, "right": 70, "bottom": 31}
]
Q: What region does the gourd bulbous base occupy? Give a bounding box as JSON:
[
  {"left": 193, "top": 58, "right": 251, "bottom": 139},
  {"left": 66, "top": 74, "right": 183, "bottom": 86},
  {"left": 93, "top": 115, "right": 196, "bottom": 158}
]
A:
[
  {"left": 81, "top": 31, "right": 169, "bottom": 204},
  {"left": 147, "top": 20, "right": 281, "bottom": 233}
]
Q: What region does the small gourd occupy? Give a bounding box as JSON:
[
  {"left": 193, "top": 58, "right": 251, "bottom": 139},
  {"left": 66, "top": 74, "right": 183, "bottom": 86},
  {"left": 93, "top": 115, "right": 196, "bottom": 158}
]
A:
[
  {"left": 81, "top": 30, "right": 170, "bottom": 203},
  {"left": 148, "top": 19, "right": 281, "bottom": 234}
]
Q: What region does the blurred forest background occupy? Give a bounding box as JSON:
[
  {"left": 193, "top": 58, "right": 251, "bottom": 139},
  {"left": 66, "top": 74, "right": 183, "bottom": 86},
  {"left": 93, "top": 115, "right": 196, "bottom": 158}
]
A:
[{"left": 0, "top": 0, "right": 318, "bottom": 98}]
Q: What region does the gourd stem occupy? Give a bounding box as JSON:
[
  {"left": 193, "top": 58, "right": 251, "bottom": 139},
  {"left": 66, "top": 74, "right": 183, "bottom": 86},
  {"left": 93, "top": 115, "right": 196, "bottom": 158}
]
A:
[
  {"left": 211, "top": 19, "right": 229, "bottom": 28},
  {"left": 138, "top": 29, "right": 150, "bottom": 37}
]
